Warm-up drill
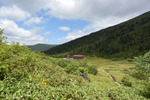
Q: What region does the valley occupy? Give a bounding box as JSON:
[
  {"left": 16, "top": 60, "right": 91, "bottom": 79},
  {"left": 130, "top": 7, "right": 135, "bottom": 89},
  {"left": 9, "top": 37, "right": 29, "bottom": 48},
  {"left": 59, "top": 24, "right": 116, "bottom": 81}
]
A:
[{"left": 0, "top": 10, "right": 150, "bottom": 99}]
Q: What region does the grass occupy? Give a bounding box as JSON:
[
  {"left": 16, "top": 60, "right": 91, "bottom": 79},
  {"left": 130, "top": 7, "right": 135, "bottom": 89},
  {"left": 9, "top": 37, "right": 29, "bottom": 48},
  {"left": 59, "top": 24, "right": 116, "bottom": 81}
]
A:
[
  {"left": 55, "top": 56, "right": 147, "bottom": 93},
  {"left": 83, "top": 57, "right": 135, "bottom": 88}
]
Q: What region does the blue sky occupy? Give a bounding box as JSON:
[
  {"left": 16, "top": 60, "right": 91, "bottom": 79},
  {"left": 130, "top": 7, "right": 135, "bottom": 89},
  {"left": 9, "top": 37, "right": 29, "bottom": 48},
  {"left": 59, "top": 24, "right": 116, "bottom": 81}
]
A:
[{"left": 0, "top": 0, "right": 150, "bottom": 45}]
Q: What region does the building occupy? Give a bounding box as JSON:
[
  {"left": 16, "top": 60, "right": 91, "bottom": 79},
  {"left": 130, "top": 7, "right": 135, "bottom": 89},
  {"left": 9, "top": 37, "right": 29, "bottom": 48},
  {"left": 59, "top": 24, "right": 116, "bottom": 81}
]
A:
[{"left": 67, "top": 55, "right": 85, "bottom": 59}]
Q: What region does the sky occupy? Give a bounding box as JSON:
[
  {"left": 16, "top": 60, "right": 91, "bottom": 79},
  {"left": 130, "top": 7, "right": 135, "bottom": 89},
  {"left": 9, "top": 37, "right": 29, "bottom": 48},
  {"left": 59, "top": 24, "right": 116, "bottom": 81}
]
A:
[{"left": 0, "top": 0, "right": 150, "bottom": 45}]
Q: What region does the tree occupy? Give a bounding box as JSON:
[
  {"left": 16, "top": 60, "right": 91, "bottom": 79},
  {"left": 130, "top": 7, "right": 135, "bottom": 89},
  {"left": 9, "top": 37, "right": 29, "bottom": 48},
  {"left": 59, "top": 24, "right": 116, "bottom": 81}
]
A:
[{"left": 0, "top": 29, "right": 7, "bottom": 44}]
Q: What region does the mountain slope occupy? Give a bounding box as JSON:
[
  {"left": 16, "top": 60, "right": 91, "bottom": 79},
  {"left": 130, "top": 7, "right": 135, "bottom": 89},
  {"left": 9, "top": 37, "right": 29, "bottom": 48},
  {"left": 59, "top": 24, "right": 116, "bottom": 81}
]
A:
[
  {"left": 27, "top": 43, "right": 58, "bottom": 51},
  {"left": 44, "top": 11, "right": 150, "bottom": 58}
]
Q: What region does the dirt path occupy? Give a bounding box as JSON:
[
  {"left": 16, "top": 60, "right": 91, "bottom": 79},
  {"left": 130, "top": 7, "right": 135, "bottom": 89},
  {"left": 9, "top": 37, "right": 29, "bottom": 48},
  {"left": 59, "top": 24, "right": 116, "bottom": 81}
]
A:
[{"left": 102, "top": 70, "right": 120, "bottom": 86}]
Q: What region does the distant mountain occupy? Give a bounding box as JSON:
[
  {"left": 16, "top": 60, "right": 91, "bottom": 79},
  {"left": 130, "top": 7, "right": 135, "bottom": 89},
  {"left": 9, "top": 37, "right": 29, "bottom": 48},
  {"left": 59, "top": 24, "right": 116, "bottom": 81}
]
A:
[
  {"left": 44, "top": 11, "right": 150, "bottom": 58},
  {"left": 27, "top": 43, "right": 58, "bottom": 52}
]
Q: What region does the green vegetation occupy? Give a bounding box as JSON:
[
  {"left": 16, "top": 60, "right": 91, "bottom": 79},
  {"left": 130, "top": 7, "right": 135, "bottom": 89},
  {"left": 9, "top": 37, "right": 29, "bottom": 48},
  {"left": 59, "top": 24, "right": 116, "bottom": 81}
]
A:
[
  {"left": 45, "top": 11, "right": 150, "bottom": 58},
  {"left": 53, "top": 59, "right": 97, "bottom": 76},
  {"left": 121, "top": 75, "right": 132, "bottom": 87},
  {"left": 87, "top": 65, "right": 98, "bottom": 75},
  {"left": 86, "top": 55, "right": 150, "bottom": 100},
  {"left": 0, "top": 30, "right": 101, "bottom": 99},
  {"left": 1, "top": 26, "right": 150, "bottom": 99},
  {"left": 133, "top": 51, "right": 150, "bottom": 80},
  {"left": 133, "top": 51, "right": 150, "bottom": 98},
  {"left": 27, "top": 43, "right": 58, "bottom": 51}
]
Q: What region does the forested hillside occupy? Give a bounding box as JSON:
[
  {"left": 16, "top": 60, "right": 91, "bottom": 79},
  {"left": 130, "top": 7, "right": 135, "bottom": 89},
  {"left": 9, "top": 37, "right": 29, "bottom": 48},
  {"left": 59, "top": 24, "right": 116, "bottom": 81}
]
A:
[
  {"left": 27, "top": 43, "right": 58, "bottom": 51},
  {"left": 44, "top": 11, "right": 150, "bottom": 58}
]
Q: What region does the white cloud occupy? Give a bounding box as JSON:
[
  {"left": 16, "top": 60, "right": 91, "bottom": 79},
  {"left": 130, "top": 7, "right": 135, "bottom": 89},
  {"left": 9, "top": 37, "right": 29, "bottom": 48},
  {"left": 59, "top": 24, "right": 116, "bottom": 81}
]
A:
[
  {"left": 48, "top": 0, "right": 150, "bottom": 22},
  {"left": 1, "top": 0, "right": 53, "bottom": 14},
  {"left": 83, "top": 17, "right": 128, "bottom": 33},
  {"left": 44, "top": 32, "right": 51, "bottom": 36},
  {"left": 2, "top": 0, "right": 150, "bottom": 22},
  {"left": 1, "top": 0, "right": 150, "bottom": 30},
  {"left": 24, "top": 17, "right": 43, "bottom": 26},
  {"left": 59, "top": 26, "right": 70, "bottom": 31},
  {"left": 58, "top": 17, "right": 127, "bottom": 43},
  {"left": 30, "top": 27, "right": 45, "bottom": 35},
  {"left": 58, "top": 30, "right": 86, "bottom": 42},
  {"left": 0, "top": 19, "right": 46, "bottom": 45},
  {"left": 1, "top": 0, "right": 150, "bottom": 44},
  {"left": 0, "top": 5, "right": 30, "bottom": 21}
]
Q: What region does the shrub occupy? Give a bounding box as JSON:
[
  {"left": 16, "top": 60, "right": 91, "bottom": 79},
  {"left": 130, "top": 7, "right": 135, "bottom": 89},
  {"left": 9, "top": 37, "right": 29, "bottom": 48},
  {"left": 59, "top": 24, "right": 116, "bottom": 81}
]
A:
[
  {"left": 57, "top": 59, "right": 70, "bottom": 68},
  {"left": 121, "top": 75, "right": 132, "bottom": 87},
  {"left": 79, "top": 61, "right": 88, "bottom": 68},
  {"left": 0, "top": 29, "right": 7, "bottom": 44},
  {"left": 146, "top": 82, "right": 150, "bottom": 98},
  {"left": 132, "top": 51, "right": 150, "bottom": 99},
  {"left": 127, "top": 58, "right": 133, "bottom": 62},
  {"left": 0, "top": 62, "right": 8, "bottom": 80},
  {"left": 78, "top": 67, "right": 88, "bottom": 75},
  {"left": 141, "top": 82, "right": 150, "bottom": 98},
  {"left": 134, "top": 51, "right": 150, "bottom": 80},
  {"left": 0, "top": 44, "right": 12, "bottom": 61},
  {"left": 65, "top": 64, "right": 79, "bottom": 74},
  {"left": 88, "top": 66, "right": 98, "bottom": 75},
  {"left": 108, "top": 86, "right": 146, "bottom": 100}
]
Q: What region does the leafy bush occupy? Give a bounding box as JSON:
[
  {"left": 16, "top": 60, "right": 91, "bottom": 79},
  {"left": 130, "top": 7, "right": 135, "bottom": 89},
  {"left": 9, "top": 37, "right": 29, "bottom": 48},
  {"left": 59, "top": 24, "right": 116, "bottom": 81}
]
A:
[
  {"left": 65, "top": 64, "right": 79, "bottom": 74},
  {"left": 107, "top": 86, "right": 146, "bottom": 100},
  {"left": 141, "top": 82, "right": 150, "bottom": 98},
  {"left": 133, "top": 51, "right": 150, "bottom": 98},
  {"left": 0, "top": 29, "right": 7, "bottom": 44},
  {"left": 79, "top": 61, "right": 88, "bottom": 68},
  {"left": 0, "top": 62, "right": 8, "bottom": 80},
  {"left": 121, "top": 75, "right": 132, "bottom": 87},
  {"left": 88, "top": 65, "right": 98, "bottom": 75},
  {"left": 52, "top": 58, "right": 98, "bottom": 75},
  {"left": 78, "top": 67, "right": 88, "bottom": 75},
  {"left": 57, "top": 59, "right": 70, "bottom": 68},
  {"left": 134, "top": 51, "right": 150, "bottom": 80}
]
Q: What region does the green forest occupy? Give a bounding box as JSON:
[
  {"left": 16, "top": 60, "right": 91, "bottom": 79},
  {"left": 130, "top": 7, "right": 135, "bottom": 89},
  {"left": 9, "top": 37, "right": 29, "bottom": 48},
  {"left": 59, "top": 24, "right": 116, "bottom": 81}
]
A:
[
  {"left": 0, "top": 26, "right": 150, "bottom": 99},
  {"left": 44, "top": 11, "right": 150, "bottom": 58}
]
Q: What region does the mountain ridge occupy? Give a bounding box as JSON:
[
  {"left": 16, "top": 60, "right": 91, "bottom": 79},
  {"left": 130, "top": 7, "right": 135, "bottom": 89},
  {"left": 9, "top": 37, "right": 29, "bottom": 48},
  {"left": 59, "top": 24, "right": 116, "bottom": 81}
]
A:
[
  {"left": 44, "top": 11, "right": 150, "bottom": 58},
  {"left": 27, "top": 43, "right": 58, "bottom": 51}
]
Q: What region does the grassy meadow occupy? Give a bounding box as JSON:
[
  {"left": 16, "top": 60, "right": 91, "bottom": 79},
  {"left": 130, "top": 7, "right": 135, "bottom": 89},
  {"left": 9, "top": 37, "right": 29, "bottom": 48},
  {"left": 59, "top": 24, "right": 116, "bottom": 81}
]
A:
[
  {"left": 86, "top": 57, "right": 134, "bottom": 84},
  {"left": 84, "top": 57, "right": 149, "bottom": 100}
]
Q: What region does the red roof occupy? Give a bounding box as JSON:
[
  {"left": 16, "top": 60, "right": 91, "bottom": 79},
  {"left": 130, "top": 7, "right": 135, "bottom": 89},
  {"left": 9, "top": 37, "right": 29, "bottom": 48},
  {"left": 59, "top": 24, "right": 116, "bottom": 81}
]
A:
[{"left": 73, "top": 55, "right": 85, "bottom": 57}]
